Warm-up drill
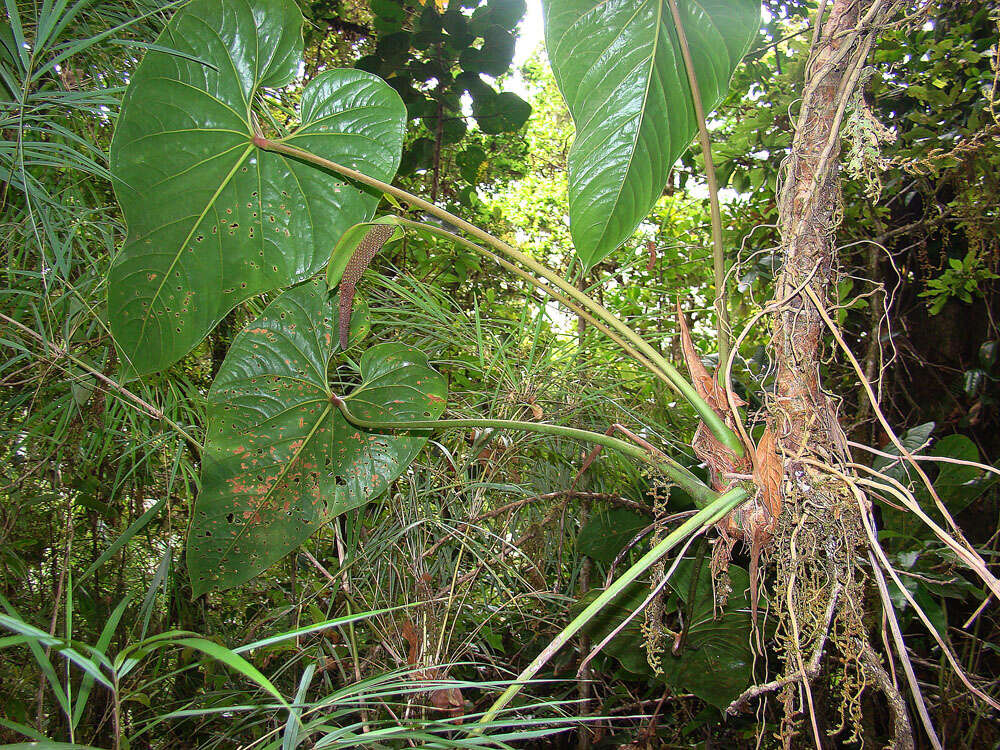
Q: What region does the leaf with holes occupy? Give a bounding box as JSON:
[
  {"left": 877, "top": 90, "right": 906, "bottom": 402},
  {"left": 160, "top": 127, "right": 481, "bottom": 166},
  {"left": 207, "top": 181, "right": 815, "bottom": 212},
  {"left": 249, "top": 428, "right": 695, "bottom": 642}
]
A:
[
  {"left": 544, "top": 0, "right": 759, "bottom": 268},
  {"left": 108, "top": 0, "right": 406, "bottom": 375},
  {"left": 187, "top": 279, "right": 446, "bottom": 596}
]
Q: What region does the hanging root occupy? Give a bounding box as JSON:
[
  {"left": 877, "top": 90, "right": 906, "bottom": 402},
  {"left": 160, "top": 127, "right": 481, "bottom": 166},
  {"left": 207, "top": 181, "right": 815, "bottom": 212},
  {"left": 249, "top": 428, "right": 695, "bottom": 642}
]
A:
[
  {"left": 725, "top": 465, "right": 918, "bottom": 748},
  {"left": 768, "top": 467, "right": 871, "bottom": 747},
  {"left": 727, "top": 580, "right": 841, "bottom": 715}
]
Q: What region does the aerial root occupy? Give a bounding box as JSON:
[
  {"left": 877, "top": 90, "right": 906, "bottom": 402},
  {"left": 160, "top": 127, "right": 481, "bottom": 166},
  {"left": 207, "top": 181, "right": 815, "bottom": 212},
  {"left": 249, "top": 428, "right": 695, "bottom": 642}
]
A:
[
  {"left": 726, "top": 580, "right": 841, "bottom": 715},
  {"left": 758, "top": 466, "right": 872, "bottom": 748}
]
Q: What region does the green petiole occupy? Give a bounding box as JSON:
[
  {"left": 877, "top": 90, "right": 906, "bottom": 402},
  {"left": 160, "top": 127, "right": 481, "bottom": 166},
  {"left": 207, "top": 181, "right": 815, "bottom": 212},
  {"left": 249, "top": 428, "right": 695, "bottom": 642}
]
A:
[{"left": 253, "top": 136, "right": 745, "bottom": 457}]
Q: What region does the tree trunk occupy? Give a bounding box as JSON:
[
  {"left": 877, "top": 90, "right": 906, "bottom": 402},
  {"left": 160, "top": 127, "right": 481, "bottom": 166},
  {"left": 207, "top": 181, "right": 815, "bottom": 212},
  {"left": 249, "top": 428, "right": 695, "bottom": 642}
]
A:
[
  {"left": 772, "top": 0, "right": 868, "bottom": 464},
  {"left": 768, "top": 1, "right": 915, "bottom": 747}
]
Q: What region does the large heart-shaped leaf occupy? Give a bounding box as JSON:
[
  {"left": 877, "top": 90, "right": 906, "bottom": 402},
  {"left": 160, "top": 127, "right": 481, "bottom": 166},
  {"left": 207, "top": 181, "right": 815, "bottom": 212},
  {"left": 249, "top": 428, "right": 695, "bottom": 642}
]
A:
[
  {"left": 187, "top": 279, "right": 446, "bottom": 595},
  {"left": 108, "top": 0, "right": 406, "bottom": 374},
  {"left": 578, "top": 561, "right": 760, "bottom": 708},
  {"left": 657, "top": 561, "right": 759, "bottom": 708},
  {"left": 544, "top": 0, "right": 760, "bottom": 268}
]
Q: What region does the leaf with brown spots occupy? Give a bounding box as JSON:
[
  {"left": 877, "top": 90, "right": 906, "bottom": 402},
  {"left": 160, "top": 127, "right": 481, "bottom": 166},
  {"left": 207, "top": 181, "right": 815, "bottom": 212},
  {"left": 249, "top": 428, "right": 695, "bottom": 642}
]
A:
[
  {"left": 753, "top": 427, "right": 782, "bottom": 518},
  {"left": 187, "top": 279, "right": 446, "bottom": 596}
]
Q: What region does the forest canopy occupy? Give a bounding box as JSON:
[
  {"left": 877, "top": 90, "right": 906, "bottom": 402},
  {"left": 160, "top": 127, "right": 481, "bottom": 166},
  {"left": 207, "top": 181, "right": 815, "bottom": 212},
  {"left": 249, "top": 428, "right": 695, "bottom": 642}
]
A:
[{"left": 1, "top": 0, "right": 999, "bottom": 748}]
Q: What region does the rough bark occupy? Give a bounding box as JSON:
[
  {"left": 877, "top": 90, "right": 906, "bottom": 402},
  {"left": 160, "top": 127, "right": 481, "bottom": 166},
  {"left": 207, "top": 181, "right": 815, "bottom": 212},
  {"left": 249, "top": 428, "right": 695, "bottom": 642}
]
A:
[
  {"left": 772, "top": 0, "right": 871, "bottom": 464},
  {"left": 768, "top": 2, "right": 915, "bottom": 747}
]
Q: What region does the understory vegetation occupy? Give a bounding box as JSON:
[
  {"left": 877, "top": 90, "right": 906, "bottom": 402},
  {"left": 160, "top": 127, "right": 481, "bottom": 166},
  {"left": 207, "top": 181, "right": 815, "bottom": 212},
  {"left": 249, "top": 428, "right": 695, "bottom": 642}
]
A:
[{"left": 1, "top": 0, "right": 999, "bottom": 748}]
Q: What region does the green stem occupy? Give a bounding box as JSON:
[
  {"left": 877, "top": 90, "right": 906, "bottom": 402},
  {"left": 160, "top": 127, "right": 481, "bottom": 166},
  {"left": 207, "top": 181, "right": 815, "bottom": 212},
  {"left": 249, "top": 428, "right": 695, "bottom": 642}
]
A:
[
  {"left": 395, "top": 218, "right": 666, "bottom": 389},
  {"left": 665, "top": 0, "right": 731, "bottom": 369},
  {"left": 478, "top": 486, "right": 748, "bottom": 725},
  {"left": 254, "top": 137, "right": 743, "bottom": 457},
  {"left": 331, "top": 397, "right": 718, "bottom": 507}
]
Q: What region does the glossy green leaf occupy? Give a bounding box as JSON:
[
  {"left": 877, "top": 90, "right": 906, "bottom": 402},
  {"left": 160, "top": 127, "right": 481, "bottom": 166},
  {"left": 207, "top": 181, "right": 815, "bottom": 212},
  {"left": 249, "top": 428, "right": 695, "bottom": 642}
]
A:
[
  {"left": 657, "top": 561, "right": 759, "bottom": 708},
  {"left": 873, "top": 421, "right": 935, "bottom": 481},
  {"left": 108, "top": 0, "right": 406, "bottom": 374},
  {"left": 577, "top": 561, "right": 760, "bottom": 708},
  {"left": 486, "top": 0, "right": 528, "bottom": 30},
  {"left": 929, "top": 435, "right": 996, "bottom": 513},
  {"left": 544, "top": 0, "right": 759, "bottom": 268},
  {"left": 170, "top": 637, "right": 287, "bottom": 707},
  {"left": 575, "top": 579, "right": 657, "bottom": 675},
  {"left": 874, "top": 429, "right": 998, "bottom": 543},
  {"left": 477, "top": 26, "right": 516, "bottom": 77},
  {"left": 577, "top": 508, "right": 647, "bottom": 563},
  {"left": 187, "top": 279, "right": 446, "bottom": 595}
]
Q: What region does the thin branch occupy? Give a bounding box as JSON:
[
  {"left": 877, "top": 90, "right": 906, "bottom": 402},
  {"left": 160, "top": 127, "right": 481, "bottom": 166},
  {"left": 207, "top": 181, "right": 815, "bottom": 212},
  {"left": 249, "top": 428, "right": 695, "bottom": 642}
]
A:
[{"left": 0, "top": 312, "right": 203, "bottom": 453}]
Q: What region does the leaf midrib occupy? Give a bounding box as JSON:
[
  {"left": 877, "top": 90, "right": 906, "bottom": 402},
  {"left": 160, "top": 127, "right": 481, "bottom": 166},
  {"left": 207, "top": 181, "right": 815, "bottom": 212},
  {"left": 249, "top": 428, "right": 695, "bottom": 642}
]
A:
[
  {"left": 218, "top": 403, "right": 332, "bottom": 559},
  {"left": 134, "top": 143, "right": 254, "bottom": 347},
  {"left": 588, "top": 0, "right": 664, "bottom": 255}
]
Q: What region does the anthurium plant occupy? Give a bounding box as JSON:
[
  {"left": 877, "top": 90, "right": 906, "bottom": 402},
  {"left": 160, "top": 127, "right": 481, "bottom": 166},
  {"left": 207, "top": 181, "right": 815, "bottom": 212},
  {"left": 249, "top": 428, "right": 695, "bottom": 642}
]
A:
[
  {"left": 106, "top": 0, "right": 999, "bottom": 739},
  {"left": 108, "top": 0, "right": 759, "bottom": 600}
]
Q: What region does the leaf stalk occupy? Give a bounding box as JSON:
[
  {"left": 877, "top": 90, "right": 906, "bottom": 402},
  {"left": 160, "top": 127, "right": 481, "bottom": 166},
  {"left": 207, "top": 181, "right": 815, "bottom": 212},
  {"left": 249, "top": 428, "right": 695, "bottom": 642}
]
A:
[
  {"left": 665, "top": 0, "right": 731, "bottom": 368},
  {"left": 479, "top": 485, "right": 748, "bottom": 724},
  {"left": 331, "top": 398, "right": 720, "bottom": 507},
  {"left": 254, "top": 137, "right": 744, "bottom": 457}
]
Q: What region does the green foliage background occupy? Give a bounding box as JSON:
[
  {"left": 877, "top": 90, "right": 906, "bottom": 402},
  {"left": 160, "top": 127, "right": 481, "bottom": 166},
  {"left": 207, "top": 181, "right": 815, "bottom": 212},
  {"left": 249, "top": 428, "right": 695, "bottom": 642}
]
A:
[{"left": 1, "top": 0, "right": 998, "bottom": 747}]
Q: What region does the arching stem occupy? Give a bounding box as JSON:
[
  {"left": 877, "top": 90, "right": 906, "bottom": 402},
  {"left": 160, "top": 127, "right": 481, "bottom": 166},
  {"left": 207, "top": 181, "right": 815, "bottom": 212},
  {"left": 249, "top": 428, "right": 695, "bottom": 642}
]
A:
[
  {"left": 253, "top": 136, "right": 744, "bottom": 457},
  {"left": 330, "top": 392, "right": 749, "bottom": 724},
  {"left": 479, "top": 486, "right": 747, "bottom": 725},
  {"left": 330, "top": 395, "right": 719, "bottom": 507},
  {"left": 395, "top": 218, "right": 670, "bottom": 397}
]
